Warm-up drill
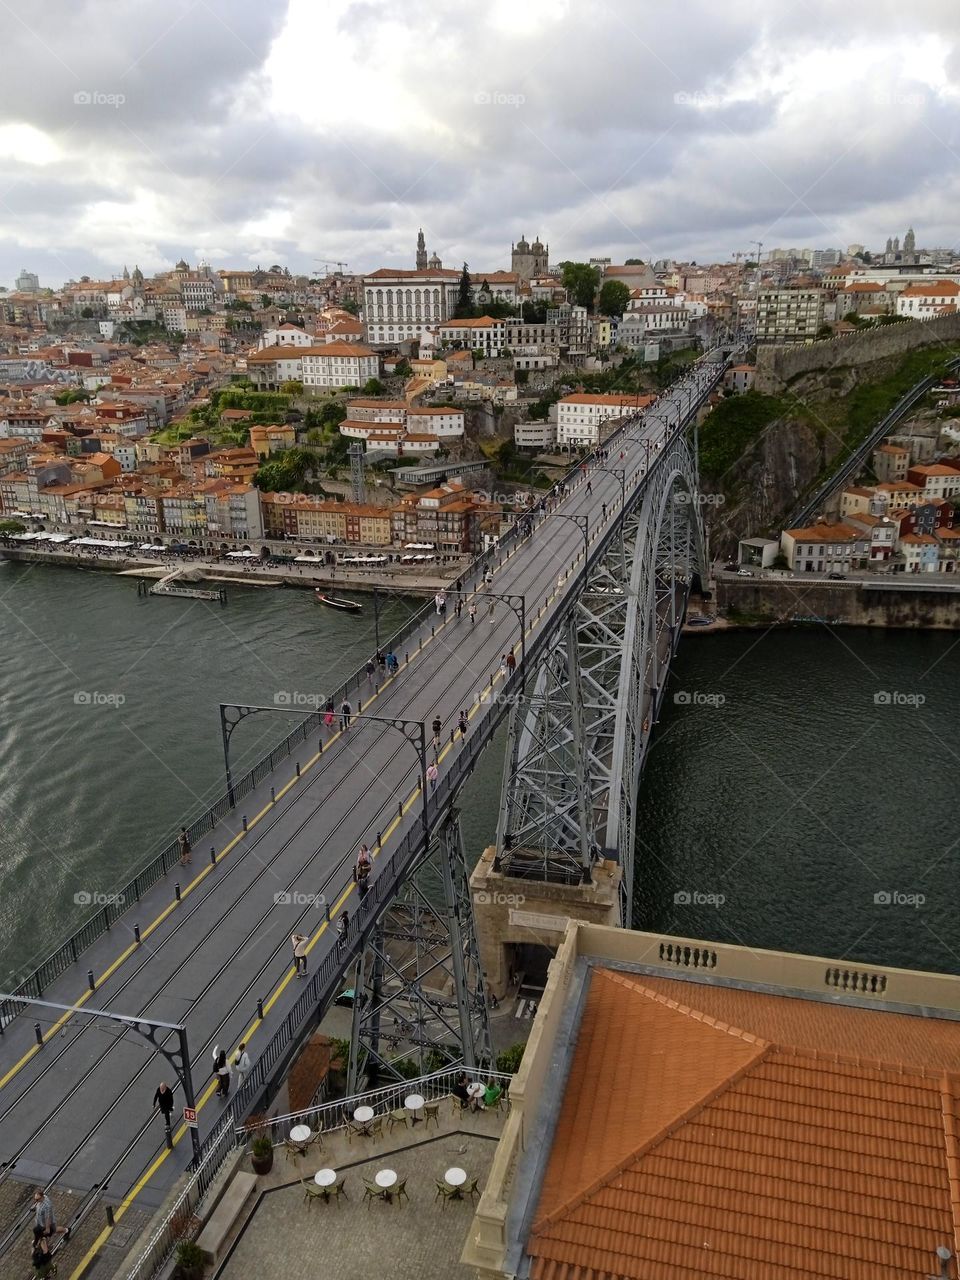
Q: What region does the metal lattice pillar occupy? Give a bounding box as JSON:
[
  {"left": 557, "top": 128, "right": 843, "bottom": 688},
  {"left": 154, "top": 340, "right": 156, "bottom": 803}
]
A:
[
  {"left": 566, "top": 611, "right": 593, "bottom": 876},
  {"left": 347, "top": 812, "right": 490, "bottom": 1089}
]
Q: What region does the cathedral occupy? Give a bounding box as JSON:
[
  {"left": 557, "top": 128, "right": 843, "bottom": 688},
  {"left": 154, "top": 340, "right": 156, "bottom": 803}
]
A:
[{"left": 511, "top": 235, "right": 549, "bottom": 282}]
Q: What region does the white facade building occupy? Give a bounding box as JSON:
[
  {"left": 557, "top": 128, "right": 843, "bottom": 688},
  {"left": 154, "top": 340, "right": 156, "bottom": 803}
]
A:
[
  {"left": 362, "top": 268, "right": 459, "bottom": 344},
  {"left": 300, "top": 343, "right": 379, "bottom": 390},
  {"left": 556, "top": 393, "right": 642, "bottom": 447}
]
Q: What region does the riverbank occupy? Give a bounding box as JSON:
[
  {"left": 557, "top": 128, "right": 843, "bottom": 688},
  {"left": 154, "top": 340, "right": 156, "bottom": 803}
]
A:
[
  {"left": 0, "top": 545, "right": 467, "bottom": 596},
  {"left": 715, "top": 577, "right": 960, "bottom": 629}
]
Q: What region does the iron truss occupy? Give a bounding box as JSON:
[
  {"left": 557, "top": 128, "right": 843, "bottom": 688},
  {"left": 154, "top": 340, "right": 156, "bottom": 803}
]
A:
[
  {"left": 495, "top": 428, "right": 706, "bottom": 923},
  {"left": 347, "top": 810, "right": 491, "bottom": 1090}
]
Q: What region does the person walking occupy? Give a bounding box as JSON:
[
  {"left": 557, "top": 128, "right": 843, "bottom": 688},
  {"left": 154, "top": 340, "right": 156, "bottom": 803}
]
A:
[
  {"left": 337, "top": 911, "right": 349, "bottom": 950},
  {"left": 602, "top": 502, "right": 607, "bottom": 520},
  {"left": 340, "top": 698, "right": 352, "bottom": 731},
  {"left": 506, "top": 651, "right": 516, "bottom": 676},
  {"left": 455, "top": 596, "right": 463, "bottom": 619},
  {"left": 365, "top": 658, "right": 375, "bottom": 683},
  {"left": 426, "top": 761, "right": 438, "bottom": 792},
  {"left": 354, "top": 845, "right": 371, "bottom": 890},
  {"left": 434, "top": 591, "right": 444, "bottom": 616},
  {"left": 431, "top": 716, "right": 442, "bottom": 751},
  {"left": 177, "top": 827, "right": 192, "bottom": 866},
  {"left": 324, "top": 696, "right": 335, "bottom": 730},
  {"left": 292, "top": 932, "right": 308, "bottom": 976},
  {"left": 458, "top": 710, "right": 469, "bottom": 739},
  {"left": 153, "top": 1081, "right": 175, "bottom": 1132},
  {"left": 499, "top": 654, "right": 508, "bottom": 679},
  {"left": 438, "top": 591, "right": 447, "bottom": 618},
  {"left": 31, "top": 1231, "right": 53, "bottom": 1278},
  {"left": 33, "top": 1189, "right": 67, "bottom": 1242},
  {"left": 586, "top": 480, "right": 592, "bottom": 495},
  {"left": 233, "top": 1043, "right": 251, "bottom": 1091},
  {"left": 376, "top": 649, "right": 386, "bottom": 672},
  {"left": 386, "top": 650, "right": 398, "bottom": 675},
  {"left": 468, "top": 603, "right": 477, "bottom": 625},
  {"left": 212, "top": 1047, "right": 231, "bottom": 1097}
]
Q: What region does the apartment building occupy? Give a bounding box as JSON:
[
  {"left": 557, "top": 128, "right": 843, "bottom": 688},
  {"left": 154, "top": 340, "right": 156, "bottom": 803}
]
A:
[{"left": 755, "top": 287, "right": 825, "bottom": 343}]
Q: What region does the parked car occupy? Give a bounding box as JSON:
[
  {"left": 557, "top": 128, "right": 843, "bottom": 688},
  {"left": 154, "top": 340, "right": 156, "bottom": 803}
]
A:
[
  {"left": 737, "top": 568, "right": 754, "bottom": 577},
  {"left": 828, "top": 572, "right": 846, "bottom": 580},
  {"left": 723, "top": 563, "right": 739, "bottom": 572}
]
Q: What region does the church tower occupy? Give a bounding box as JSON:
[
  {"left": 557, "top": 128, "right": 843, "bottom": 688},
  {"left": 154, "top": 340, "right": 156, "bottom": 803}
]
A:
[{"left": 416, "top": 229, "right": 428, "bottom": 271}]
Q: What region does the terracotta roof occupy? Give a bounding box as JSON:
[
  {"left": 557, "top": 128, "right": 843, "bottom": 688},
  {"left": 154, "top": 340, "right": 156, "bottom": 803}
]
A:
[
  {"left": 900, "top": 281, "right": 960, "bottom": 297},
  {"left": 438, "top": 315, "right": 503, "bottom": 329},
  {"left": 785, "top": 521, "right": 865, "bottom": 541},
  {"left": 364, "top": 267, "right": 459, "bottom": 280},
  {"left": 528, "top": 967, "right": 960, "bottom": 1280}
]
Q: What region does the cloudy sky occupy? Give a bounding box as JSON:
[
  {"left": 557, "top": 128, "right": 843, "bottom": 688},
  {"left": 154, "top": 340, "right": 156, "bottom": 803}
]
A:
[{"left": 0, "top": 0, "right": 958, "bottom": 287}]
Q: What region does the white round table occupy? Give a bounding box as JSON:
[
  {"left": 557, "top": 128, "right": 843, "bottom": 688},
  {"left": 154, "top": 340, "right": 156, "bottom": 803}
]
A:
[
  {"left": 354, "top": 1105, "right": 374, "bottom": 1123},
  {"left": 375, "top": 1169, "right": 398, "bottom": 1198},
  {"left": 445, "top": 1166, "right": 467, "bottom": 1190},
  {"left": 314, "top": 1168, "right": 336, "bottom": 1187},
  {"left": 467, "top": 1083, "right": 485, "bottom": 1100},
  {"left": 290, "top": 1125, "right": 311, "bottom": 1144},
  {"left": 405, "top": 1093, "right": 425, "bottom": 1122}
]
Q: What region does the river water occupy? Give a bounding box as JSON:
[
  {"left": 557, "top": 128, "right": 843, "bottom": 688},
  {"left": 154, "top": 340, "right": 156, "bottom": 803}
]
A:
[{"left": 0, "top": 562, "right": 956, "bottom": 983}]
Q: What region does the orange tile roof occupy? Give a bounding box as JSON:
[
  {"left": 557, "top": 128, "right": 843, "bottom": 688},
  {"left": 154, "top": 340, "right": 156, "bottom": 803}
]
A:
[{"left": 528, "top": 968, "right": 960, "bottom": 1280}]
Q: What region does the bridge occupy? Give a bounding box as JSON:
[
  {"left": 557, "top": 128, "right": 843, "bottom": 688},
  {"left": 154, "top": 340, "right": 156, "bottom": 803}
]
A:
[{"left": 0, "top": 348, "right": 732, "bottom": 1269}]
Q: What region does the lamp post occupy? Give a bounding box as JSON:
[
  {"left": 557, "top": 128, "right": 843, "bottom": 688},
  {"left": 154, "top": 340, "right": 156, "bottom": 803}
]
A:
[
  {"left": 464, "top": 588, "right": 527, "bottom": 687},
  {"left": 552, "top": 511, "right": 590, "bottom": 563},
  {"left": 343, "top": 712, "right": 429, "bottom": 842}
]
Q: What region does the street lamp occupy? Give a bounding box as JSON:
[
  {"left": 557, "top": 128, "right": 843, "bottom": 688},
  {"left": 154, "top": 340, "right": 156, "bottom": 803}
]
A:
[
  {"left": 553, "top": 511, "right": 590, "bottom": 563},
  {"left": 455, "top": 588, "right": 527, "bottom": 685}
]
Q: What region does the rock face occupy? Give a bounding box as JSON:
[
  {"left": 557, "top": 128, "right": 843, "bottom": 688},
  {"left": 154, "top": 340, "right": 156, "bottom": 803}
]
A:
[{"left": 704, "top": 414, "right": 824, "bottom": 556}]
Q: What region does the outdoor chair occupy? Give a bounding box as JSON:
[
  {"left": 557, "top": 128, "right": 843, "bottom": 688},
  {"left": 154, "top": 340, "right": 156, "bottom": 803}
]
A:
[
  {"left": 435, "top": 1180, "right": 458, "bottom": 1208},
  {"left": 301, "top": 1177, "right": 327, "bottom": 1206},
  {"left": 387, "top": 1108, "right": 409, "bottom": 1132},
  {"left": 363, "top": 1180, "right": 388, "bottom": 1208},
  {"left": 285, "top": 1138, "right": 306, "bottom": 1163},
  {"left": 345, "top": 1120, "right": 365, "bottom": 1144},
  {"left": 422, "top": 1101, "right": 441, "bottom": 1130},
  {"left": 331, "top": 1177, "right": 348, "bottom": 1206},
  {"left": 369, "top": 1116, "right": 384, "bottom": 1139},
  {"left": 394, "top": 1177, "right": 409, "bottom": 1206},
  {"left": 466, "top": 1177, "right": 481, "bottom": 1202}
]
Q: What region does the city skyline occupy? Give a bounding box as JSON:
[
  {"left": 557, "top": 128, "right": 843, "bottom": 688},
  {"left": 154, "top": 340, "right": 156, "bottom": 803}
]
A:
[{"left": 0, "top": 0, "right": 958, "bottom": 285}]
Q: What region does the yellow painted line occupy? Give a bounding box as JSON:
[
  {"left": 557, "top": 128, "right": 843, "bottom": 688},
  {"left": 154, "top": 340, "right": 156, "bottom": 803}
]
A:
[{"left": 65, "top": 564, "right": 550, "bottom": 1278}]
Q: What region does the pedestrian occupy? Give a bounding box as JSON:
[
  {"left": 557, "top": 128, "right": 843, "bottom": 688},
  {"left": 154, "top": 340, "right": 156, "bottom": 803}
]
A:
[
  {"left": 365, "top": 658, "right": 375, "bottom": 682},
  {"left": 337, "top": 911, "right": 349, "bottom": 948},
  {"left": 340, "top": 698, "right": 351, "bottom": 730},
  {"left": 177, "top": 826, "right": 192, "bottom": 866},
  {"left": 153, "top": 1081, "right": 175, "bottom": 1130},
  {"left": 292, "top": 932, "right": 308, "bottom": 976},
  {"left": 233, "top": 1042, "right": 251, "bottom": 1090},
  {"left": 602, "top": 502, "right": 607, "bottom": 519},
  {"left": 458, "top": 710, "right": 469, "bottom": 739},
  {"left": 469, "top": 603, "right": 476, "bottom": 625},
  {"left": 455, "top": 577, "right": 463, "bottom": 594},
  {"left": 506, "top": 651, "right": 516, "bottom": 675},
  {"left": 387, "top": 650, "right": 398, "bottom": 674},
  {"left": 586, "top": 480, "right": 592, "bottom": 495},
  {"left": 431, "top": 716, "right": 442, "bottom": 750},
  {"left": 376, "top": 649, "right": 385, "bottom": 671},
  {"left": 31, "top": 1231, "right": 53, "bottom": 1278},
  {"left": 434, "top": 591, "right": 444, "bottom": 616},
  {"left": 426, "top": 761, "right": 438, "bottom": 791},
  {"left": 212, "top": 1046, "right": 231, "bottom": 1097},
  {"left": 455, "top": 596, "right": 463, "bottom": 619},
  {"left": 499, "top": 653, "right": 508, "bottom": 678},
  {"left": 33, "top": 1189, "right": 67, "bottom": 1242},
  {"left": 324, "top": 696, "right": 335, "bottom": 729}
]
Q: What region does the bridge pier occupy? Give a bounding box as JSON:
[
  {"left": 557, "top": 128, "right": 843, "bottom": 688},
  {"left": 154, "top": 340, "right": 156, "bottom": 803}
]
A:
[{"left": 470, "top": 847, "right": 621, "bottom": 1001}]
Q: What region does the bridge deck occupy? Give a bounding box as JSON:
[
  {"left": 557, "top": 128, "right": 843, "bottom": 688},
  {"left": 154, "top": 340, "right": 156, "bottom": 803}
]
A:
[{"left": 0, "top": 361, "right": 724, "bottom": 1233}]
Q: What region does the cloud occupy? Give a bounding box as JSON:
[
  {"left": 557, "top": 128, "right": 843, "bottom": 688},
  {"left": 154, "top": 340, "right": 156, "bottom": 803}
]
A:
[{"left": 1, "top": 0, "right": 959, "bottom": 285}]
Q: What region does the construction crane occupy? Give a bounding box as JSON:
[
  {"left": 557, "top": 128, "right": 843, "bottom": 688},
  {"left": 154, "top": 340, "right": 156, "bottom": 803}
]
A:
[{"left": 314, "top": 259, "right": 349, "bottom": 276}]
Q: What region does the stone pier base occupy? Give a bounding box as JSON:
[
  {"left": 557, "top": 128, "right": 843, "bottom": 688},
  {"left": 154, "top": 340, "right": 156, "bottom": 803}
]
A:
[{"left": 470, "top": 847, "right": 621, "bottom": 1000}]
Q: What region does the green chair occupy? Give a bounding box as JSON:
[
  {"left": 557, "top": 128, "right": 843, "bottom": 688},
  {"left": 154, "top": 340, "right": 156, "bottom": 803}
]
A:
[
  {"left": 285, "top": 1138, "right": 306, "bottom": 1163},
  {"left": 345, "top": 1120, "right": 365, "bottom": 1144},
  {"left": 422, "top": 1101, "right": 441, "bottom": 1130},
  {"left": 331, "top": 1177, "right": 348, "bottom": 1206},
  {"left": 387, "top": 1108, "right": 409, "bottom": 1132},
  {"left": 363, "top": 1180, "right": 387, "bottom": 1208},
  {"left": 301, "top": 1176, "right": 327, "bottom": 1206},
  {"left": 369, "top": 1116, "right": 384, "bottom": 1139},
  {"left": 435, "top": 1179, "right": 458, "bottom": 1208},
  {"left": 394, "top": 1177, "right": 409, "bottom": 1206},
  {"left": 466, "top": 1177, "right": 481, "bottom": 1202}
]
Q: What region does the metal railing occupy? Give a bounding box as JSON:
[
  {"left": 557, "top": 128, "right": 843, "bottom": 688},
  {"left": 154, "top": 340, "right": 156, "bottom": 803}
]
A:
[
  {"left": 240, "top": 1065, "right": 514, "bottom": 1145},
  {"left": 122, "top": 1115, "right": 235, "bottom": 1280}
]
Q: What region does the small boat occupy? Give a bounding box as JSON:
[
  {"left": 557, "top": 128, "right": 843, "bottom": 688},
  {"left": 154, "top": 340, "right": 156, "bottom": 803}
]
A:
[{"left": 315, "top": 591, "right": 362, "bottom": 613}]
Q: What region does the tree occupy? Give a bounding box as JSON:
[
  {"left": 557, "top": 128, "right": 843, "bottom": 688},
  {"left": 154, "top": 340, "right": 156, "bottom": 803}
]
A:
[
  {"left": 559, "top": 261, "right": 601, "bottom": 311},
  {"left": 393, "top": 357, "right": 411, "bottom": 378},
  {"left": 453, "top": 263, "right": 474, "bottom": 319},
  {"left": 280, "top": 380, "right": 303, "bottom": 395},
  {"left": 624, "top": 258, "right": 645, "bottom": 266},
  {"left": 362, "top": 377, "right": 385, "bottom": 395},
  {"left": 0, "top": 519, "right": 26, "bottom": 536},
  {"left": 80, "top": 306, "right": 95, "bottom": 318},
  {"left": 598, "top": 279, "right": 632, "bottom": 318},
  {"left": 339, "top": 298, "right": 359, "bottom": 316}
]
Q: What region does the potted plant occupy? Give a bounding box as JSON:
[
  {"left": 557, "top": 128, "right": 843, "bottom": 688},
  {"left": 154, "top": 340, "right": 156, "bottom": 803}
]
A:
[
  {"left": 174, "top": 1240, "right": 208, "bottom": 1280},
  {"left": 250, "top": 1133, "right": 274, "bottom": 1175}
]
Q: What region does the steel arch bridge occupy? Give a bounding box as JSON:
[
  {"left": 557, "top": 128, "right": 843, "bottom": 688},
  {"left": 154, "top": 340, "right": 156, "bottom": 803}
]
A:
[{"left": 494, "top": 416, "right": 707, "bottom": 921}]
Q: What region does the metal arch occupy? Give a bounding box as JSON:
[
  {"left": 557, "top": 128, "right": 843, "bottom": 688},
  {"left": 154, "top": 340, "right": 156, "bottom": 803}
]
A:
[{"left": 494, "top": 424, "right": 707, "bottom": 908}]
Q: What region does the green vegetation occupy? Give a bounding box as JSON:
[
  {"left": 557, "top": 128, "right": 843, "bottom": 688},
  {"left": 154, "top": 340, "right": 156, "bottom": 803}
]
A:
[
  {"left": 362, "top": 377, "right": 385, "bottom": 395},
  {"left": 0, "top": 519, "right": 26, "bottom": 536},
  {"left": 496, "top": 1042, "right": 526, "bottom": 1073},
  {"left": 558, "top": 261, "right": 601, "bottom": 311},
  {"left": 598, "top": 279, "right": 631, "bottom": 318},
  {"left": 393, "top": 358, "right": 411, "bottom": 378},
  {"left": 699, "top": 392, "right": 787, "bottom": 480},
  {"left": 54, "top": 388, "right": 91, "bottom": 405},
  {"left": 453, "top": 263, "right": 473, "bottom": 319},
  {"left": 254, "top": 447, "right": 314, "bottom": 492}
]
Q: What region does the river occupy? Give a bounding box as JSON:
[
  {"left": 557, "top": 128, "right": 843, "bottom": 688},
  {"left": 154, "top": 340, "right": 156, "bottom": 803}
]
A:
[{"left": 0, "top": 562, "right": 956, "bottom": 983}]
